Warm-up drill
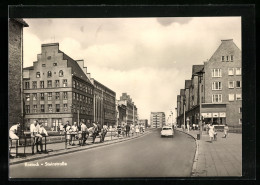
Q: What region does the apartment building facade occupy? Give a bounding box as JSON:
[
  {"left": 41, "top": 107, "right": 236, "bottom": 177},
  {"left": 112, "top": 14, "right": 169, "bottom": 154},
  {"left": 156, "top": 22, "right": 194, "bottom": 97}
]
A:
[
  {"left": 23, "top": 43, "right": 94, "bottom": 130},
  {"left": 118, "top": 93, "right": 137, "bottom": 125},
  {"left": 150, "top": 112, "right": 165, "bottom": 128}
]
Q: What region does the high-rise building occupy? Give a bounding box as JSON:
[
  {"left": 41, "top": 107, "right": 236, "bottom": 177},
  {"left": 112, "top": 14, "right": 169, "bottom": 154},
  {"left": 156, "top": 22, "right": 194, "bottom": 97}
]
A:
[
  {"left": 150, "top": 112, "right": 165, "bottom": 128},
  {"left": 118, "top": 93, "right": 137, "bottom": 125}
]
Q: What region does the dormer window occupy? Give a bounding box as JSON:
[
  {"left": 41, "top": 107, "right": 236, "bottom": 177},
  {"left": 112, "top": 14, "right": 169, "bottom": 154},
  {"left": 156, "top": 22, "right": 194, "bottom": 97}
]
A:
[
  {"left": 59, "top": 70, "right": 64, "bottom": 77},
  {"left": 36, "top": 72, "right": 40, "bottom": 78},
  {"left": 53, "top": 63, "right": 57, "bottom": 66},
  {"left": 221, "top": 56, "right": 225, "bottom": 61},
  {"left": 47, "top": 71, "right": 52, "bottom": 77},
  {"left": 226, "top": 56, "right": 229, "bottom": 61},
  {"left": 231, "top": 55, "right": 233, "bottom": 61}
]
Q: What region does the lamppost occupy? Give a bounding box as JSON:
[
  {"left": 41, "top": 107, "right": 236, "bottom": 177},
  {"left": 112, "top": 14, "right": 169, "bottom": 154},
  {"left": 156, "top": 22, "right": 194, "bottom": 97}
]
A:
[
  {"left": 183, "top": 95, "right": 186, "bottom": 130},
  {"left": 197, "top": 70, "right": 204, "bottom": 138}
]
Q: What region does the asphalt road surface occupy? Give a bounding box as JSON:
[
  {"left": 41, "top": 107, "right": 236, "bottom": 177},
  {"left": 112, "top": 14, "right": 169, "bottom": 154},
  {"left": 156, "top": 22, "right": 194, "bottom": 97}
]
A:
[{"left": 9, "top": 129, "right": 196, "bottom": 178}]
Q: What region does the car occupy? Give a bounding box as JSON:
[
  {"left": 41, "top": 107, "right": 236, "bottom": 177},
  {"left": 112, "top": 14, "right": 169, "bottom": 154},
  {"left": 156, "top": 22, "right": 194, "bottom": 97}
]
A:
[{"left": 161, "top": 126, "right": 174, "bottom": 137}]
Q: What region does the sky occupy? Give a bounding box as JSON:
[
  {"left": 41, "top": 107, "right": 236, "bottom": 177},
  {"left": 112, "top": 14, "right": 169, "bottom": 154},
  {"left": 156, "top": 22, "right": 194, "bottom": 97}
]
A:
[{"left": 23, "top": 17, "right": 241, "bottom": 123}]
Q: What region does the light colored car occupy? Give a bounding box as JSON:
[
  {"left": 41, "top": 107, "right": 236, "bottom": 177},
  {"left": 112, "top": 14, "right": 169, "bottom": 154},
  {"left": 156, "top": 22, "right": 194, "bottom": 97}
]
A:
[{"left": 161, "top": 126, "right": 174, "bottom": 137}]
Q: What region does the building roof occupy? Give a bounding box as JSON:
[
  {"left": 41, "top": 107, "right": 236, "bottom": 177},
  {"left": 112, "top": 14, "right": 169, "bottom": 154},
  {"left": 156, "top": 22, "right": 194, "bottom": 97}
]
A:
[
  {"left": 192, "top": 65, "right": 204, "bottom": 75},
  {"left": 185, "top": 80, "right": 191, "bottom": 89},
  {"left": 177, "top": 95, "right": 181, "bottom": 101},
  {"left": 92, "top": 79, "right": 116, "bottom": 95},
  {"left": 180, "top": 89, "right": 185, "bottom": 96},
  {"left": 13, "top": 18, "right": 29, "bottom": 27},
  {"left": 23, "top": 66, "right": 34, "bottom": 70},
  {"left": 62, "top": 52, "right": 93, "bottom": 86}
]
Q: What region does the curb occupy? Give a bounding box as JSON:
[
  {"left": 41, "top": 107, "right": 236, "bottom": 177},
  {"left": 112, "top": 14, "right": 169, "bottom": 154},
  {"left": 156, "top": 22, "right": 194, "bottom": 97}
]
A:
[
  {"left": 10, "top": 131, "right": 152, "bottom": 165},
  {"left": 175, "top": 129, "right": 199, "bottom": 177}
]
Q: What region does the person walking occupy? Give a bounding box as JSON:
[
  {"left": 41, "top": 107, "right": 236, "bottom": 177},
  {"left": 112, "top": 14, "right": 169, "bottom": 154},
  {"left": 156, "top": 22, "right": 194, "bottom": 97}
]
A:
[
  {"left": 101, "top": 124, "right": 108, "bottom": 142},
  {"left": 80, "top": 121, "right": 88, "bottom": 145},
  {"left": 125, "top": 124, "right": 130, "bottom": 137},
  {"left": 30, "top": 120, "right": 43, "bottom": 154},
  {"left": 135, "top": 124, "right": 140, "bottom": 136},
  {"left": 208, "top": 122, "right": 215, "bottom": 143},
  {"left": 117, "top": 124, "right": 122, "bottom": 138},
  {"left": 223, "top": 124, "right": 229, "bottom": 138},
  {"left": 92, "top": 122, "right": 99, "bottom": 144},
  {"left": 66, "top": 123, "right": 72, "bottom": 145},
  {"left": 70, "top": 122, "right": 78, "bottom": 146},
  {"left": 130, "top": 124, "right": 135, "bottom": 136}
]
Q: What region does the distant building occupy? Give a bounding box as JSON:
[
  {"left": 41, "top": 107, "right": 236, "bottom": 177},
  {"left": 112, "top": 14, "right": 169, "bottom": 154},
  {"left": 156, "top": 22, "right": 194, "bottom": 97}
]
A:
[
  {"left": 176, "top": 39, "right": 242, "bottom": 127},
  {"left": 138, "top": 119, "right": 148, "bottom": 128},
  {"left": 23, "top": 43, "right": 94, "bottom": 130},
  {"left": 150, "top": 112, "right": 165, "bottom": 128},
  {"left": 8, "top": 18, "right": 28, "bottom": 130},
  {"left": 118, "top": 93, "right": 138, "bottom": 125},
  {"left": 116, "top": 102, "right": 127, "bottom": 126}
]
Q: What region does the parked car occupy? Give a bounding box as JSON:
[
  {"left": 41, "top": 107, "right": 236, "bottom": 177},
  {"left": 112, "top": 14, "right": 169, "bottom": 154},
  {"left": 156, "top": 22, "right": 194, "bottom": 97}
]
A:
[{"left": 161, "top": 126, "right": 174, "bottom": 137}]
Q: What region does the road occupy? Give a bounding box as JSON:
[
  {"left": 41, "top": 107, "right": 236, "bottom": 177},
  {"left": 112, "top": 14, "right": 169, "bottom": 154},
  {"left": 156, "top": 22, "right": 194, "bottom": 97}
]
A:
[{"left": 9, "top": 129, "right": 196, "bottom": 178}]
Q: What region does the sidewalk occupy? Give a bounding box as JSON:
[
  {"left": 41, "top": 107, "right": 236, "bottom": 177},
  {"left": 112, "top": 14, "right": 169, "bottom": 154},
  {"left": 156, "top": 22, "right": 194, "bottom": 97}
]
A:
[
  {"left": 9, "top": 130, "right": 153, "bottom": 165},
  {"left": 176, "top": 128, "right": 242, "bottom": 177}
]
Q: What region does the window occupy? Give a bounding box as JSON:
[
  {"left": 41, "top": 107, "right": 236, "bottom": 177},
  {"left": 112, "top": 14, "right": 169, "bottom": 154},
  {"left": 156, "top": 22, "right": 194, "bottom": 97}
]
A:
[
  {"left": 239, "top": 107, "right": 242, "bottom": 113},
  {"left": 41, "top": 105, "right": 45, "bottom": 113},
  {"left": 90, "top": 98, "right": 93, "bottom": 105},
  {"left": 239, "top": 118, "right": 242, "bottom": 125},
  {"left": 55, "top": 80, "right": 60, "bottom": 87},
  {"left": 73, "top": 92, "right": 76, "bottom": 99},
  {"left": 228, "top": 81, "right": 235, "bottom": 88},
  {"left": 47, "top": 56, "right": 51, "bottom": 60},
  {"left": 86, "top": 87, "right": 89, "bottom": 93},
  {"left": 47, "top": 80, "right": 52, "bottom": 88},
  {"left": 231, "top": 55, "right": 233, "bottom": 61},
  {"left": 59, "top": 70, "right": 63, "bottom": 77},
  {"left": 61, "top": 80, "right": 67, "bottom": 88},
  {"left": 42, "top": 64, "right": 46, "bottom": 67},
  {"left": 86, "top": 97, "right": 88, "bottom": 103},
  {"left": 226, "top": 56, "right": 229, "bottom": 61},
  {"left": 80, "top": 83, "right": 82, "bottom": 91},
  {"left": 40, "top": 81, "right": 44, "bottom": 88},
  {"left": 40, "top": 93, "right": 44, "bottom": 101},
  {"left": 25, "top": 105, "right": 30, "bottom": 113},
  {"left": 33, "top": 93, "right": 37, "bottom": 101},
  {"left": 25, "top": 82, "right": 30, "bottom": 89},
  {"left": 25, "top": 94, "right": 30, "bottom": 101},
  {"left": 212, "top": 82, "right": 222, "bottom": 90},
  {"left": 52, "top": 119, "right": 62, "bottom": 128},
  {"left": 236, "top": 94, "right": 242, "bottom": 100},
  {"left": 48, "top": 92, "right": 52, "bottom": 100},
  {"left": 36, "top": 72, "right": 40, "bottom": 78},
  {"left": 82, "top": 95, "right": 85, "bottom": 101},
  {"left": 33, "top": 105, "right": 37, "bottom": 113},
  {"left": 48, "top": 104, "right": 52, "bottom": 112},
  {"left": 53, "top": 63, "right": 57, "bottom": 66},
  {"left": 236, "top": 68, "right": 241, "bottom": 75},
  {"left": 55, "top": 92, "right": 60, "bottom": 100},
  {"left": 63, "top": 92, "right": 67, "bottom": 100},
  {"left": 77, "top": 93, "right": 79, "bottom": 101},
  {"left": 212, "top": 69, "right": 222, "bottom": 77},
  {"left": 47, "top": 71, "right": 52, "bottom": 77},
  {"left": 64, "top": 104, "right": 68, "bottom": 112},
  {"left": 32, "top": 81, "right": 37, "bottom": 89},
  {"left": 56, "top": 104, "right": 60, "bottom": 112},
  {"left": 229, "top": 94, "right": 235, "bottom": 101},
  {"left": 236, "top": 81, "right": 241, "bottom": 88},
  {"left": 79, "top": 94, "right": 82, "bottom": 101},
  {"left": 221, "top": 56, "right": 225, "bottom": 61},
  {"left": 73, "top": 80, "right": 76, "bottom": 88},
  {"left": 76, "top": 82, "right": 79, "bottom": 89},
  {"left": 228, "top": 68, "right": 234, "bottom": 75},
  {"left": 212, "top": 94, "right": 222, "bottom": 103}
]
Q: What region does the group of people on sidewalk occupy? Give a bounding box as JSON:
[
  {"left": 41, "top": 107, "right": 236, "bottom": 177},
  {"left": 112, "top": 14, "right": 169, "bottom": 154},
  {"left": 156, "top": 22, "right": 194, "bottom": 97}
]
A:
[
  {"left": 116, "top": 124, "right": 145, "bottom": 138},
  {"left": 206, "top": 123, "right": 229, "bottom": 143}
]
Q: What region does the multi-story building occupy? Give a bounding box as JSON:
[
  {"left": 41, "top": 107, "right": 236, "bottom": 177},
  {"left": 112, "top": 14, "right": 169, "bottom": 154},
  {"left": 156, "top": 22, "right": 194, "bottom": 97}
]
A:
[
  {"left": 118, "top": 93, "right": 137, "bottom": 125},
  {"left": 8, "top": 18, "right": 28, "bottom": 130},
  {"left": 116, "top": 102, "right": 127, "bottom": 126},
  {"left": 150, "top": 112, "right": 165, "bottom": 128},
  {"left": 23, "top": 43, "right": 94, "bottom": 130},
  {"left": 176, "top": 39, "right": 242, "bottom": 127},
  {"left": 76, "top": 60, "right": 117, "bottom": 127},
  {"left": 138, "top": 119, "right": 148, "bottom": 128}
]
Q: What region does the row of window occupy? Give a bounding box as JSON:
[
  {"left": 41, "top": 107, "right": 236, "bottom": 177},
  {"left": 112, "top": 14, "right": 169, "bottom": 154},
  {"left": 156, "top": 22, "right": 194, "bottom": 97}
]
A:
[
  {"left": 25, "top": 104, "right": 93, "bottom": 114},
  {"left": 221, "top": 55, "right": 234, "bottom": 62},
  {"left": 212, "top": 93, "right": 242, "bottom": 103},
  {"left": 73, "top": 80, "right": 93, "bottom": 95},
  {"left": 212, "top": 68, "right": 241, "bottom": 77},
  {"left": 36, "top": 70, "right": 64, "bottom": 78},
  {"left": 25, "top": 92, "right": 68, "bottom": 101},
  {"left": 212, "top": 81, "right": 241, "bottom": 90},
  {"left": 72, "top": 92, "right": 93, "bottom": 104},
  {"left": 25, "top": 79, "right": 68, "bottom": 89}
]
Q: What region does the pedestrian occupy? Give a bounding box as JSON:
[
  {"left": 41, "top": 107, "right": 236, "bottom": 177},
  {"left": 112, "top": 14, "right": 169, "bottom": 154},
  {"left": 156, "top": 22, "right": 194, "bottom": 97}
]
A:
[
  {"left": 192, "top": 123, "right": 195, "bottom": 130},
  {"left": 101, "top": 124, "right": 108, "bottom": 142},
  {"left": 92, "top": 122, "right": 99, "bottom": 143},
  {"left": 70, "top": 122, "right": 78, "bottom": 146},
  {"left": 223, "top": 124, "right": 229, "bottom": 138},
  {"left": 59, "top": 123, "right": 64, "bottom": 135},
  {"left": 208, "top": 122, "right": 215, "bottom": 143},
  {"left": 135, "top": 124, "right": 140, "bottom": 136},
  {"left": 125, "top": 124, "right": 130, "bottom": 137},
  {"left": 117, "top": 124, "right": 122, "bottom": 138},
  {"left": 80, "top": 121, "right": 88, "bottom": 145},
  {"left": 130, "top": 124, "right": 135, "bottom": 136},
  {"left": 187, "top": 124, "right": 190, "bottom": 133},
  {"left": 9, "top": 122, "right": 21, "bottom": 157},
  {"left": 66, "top": 123, "right": 72, "bottom": 145},
  {"left": 30, "top": 120, "right": 43, "bottom": 154}
]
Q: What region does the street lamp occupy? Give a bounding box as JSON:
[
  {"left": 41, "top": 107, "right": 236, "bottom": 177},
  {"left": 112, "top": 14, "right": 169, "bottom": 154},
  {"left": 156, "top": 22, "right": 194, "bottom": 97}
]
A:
[{"left": 197, "top": 70, "right": 204, "bottom": 138}]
